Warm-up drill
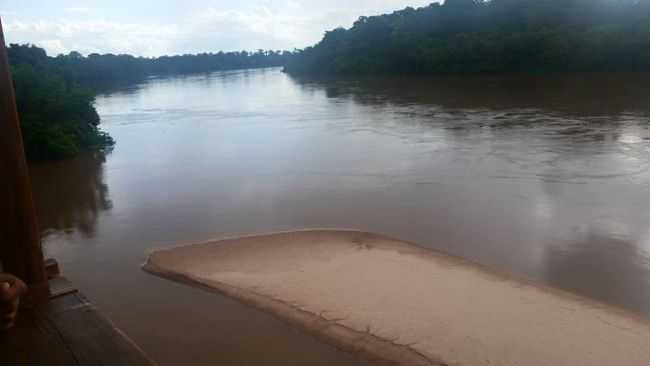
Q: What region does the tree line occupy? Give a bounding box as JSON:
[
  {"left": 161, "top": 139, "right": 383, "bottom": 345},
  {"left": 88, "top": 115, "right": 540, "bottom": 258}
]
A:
[
  {"left": 284, "top": 0, "right": 650, "bottom": 74},
  {"left": 8, "top": 44, "right": 294, "bottom": 160}
]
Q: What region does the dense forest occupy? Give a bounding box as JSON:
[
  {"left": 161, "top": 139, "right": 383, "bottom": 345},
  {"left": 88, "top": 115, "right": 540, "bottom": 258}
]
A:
[
  {"left": 285, "top": 0, "right": 650, "bottom": 74},
  {"left": 8, "top": 44, "right": 293, "bottom": 159},
  {"left": 9, "top": 45, "right": 294, "bottom": 87}
]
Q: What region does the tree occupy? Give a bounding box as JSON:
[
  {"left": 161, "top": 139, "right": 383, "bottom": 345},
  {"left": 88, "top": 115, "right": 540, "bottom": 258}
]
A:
[
  {"left": 284, "top": 0, "right": 650, "bottom": 75},
  {"left": 11, "top": 63, "right": 113, "bottom": 160},
  {"left": 7, "top": 44, "right": 296, "bottom": 160}
]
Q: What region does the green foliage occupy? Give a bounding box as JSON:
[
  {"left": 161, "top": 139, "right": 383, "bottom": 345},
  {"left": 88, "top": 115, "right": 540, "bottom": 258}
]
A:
[
  {"left": 285, "top": 0, "right": 650, "bottom": 75},
  {"left": 10, "top": 63, "right": 114, "bottom": 160},
  {"left": 8, "top": 45, "right": 295, "bottom": 88},
  {"left": 7, "top": 44, "right": 295, "bottom": 160}
]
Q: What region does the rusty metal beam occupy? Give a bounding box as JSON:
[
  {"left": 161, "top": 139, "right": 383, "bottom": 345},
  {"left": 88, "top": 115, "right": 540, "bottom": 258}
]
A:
[{"left": 0, "top": 16, "right": 50, "bottom": 304}]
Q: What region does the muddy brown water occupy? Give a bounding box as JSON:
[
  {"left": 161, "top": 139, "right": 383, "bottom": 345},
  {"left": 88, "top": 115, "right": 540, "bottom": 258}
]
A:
[{"left": 29, "top": 69, "right": 650, "bottom": 366}]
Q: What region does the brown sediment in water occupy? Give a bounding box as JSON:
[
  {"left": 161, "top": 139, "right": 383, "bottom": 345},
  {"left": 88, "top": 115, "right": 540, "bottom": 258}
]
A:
[{"left": 143, "top": 230, "right": 650, "bottom": 366}]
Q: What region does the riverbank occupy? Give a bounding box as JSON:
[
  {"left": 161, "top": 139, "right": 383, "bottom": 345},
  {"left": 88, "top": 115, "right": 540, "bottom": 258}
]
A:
[{"left": 144, "top": 230, "right": 650, "bottom": 366}]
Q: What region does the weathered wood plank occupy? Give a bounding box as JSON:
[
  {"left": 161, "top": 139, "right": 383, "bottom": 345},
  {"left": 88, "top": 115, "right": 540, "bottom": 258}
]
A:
[
  {"left": 49, "top": 275, "right": 78, "bottom": 298},
  {"left": 0, "top": 278, "right": 156, "bottom": 366},
  {"left": 0, "top": 303, "right": 78, "bottom": 366},
  {"left": 45, "top": 259, "right": 62, "bottom": 279}
]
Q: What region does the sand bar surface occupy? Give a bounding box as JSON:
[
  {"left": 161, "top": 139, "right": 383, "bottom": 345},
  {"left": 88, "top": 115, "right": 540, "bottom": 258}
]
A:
[{"left": 144, "top": 230, "right": 650, "bottom": 366}]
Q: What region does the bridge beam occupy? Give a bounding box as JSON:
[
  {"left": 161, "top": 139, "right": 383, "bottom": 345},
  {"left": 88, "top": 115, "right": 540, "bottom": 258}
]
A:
[{"left": 0, "top": 16, "right": 50, "bottom": 305}]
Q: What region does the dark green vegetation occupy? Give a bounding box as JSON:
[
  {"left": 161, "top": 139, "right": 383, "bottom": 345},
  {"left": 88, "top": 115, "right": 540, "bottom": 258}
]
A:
[
  {"left": 8, "top": 44, "right": 293, "bottom": 160},
  {"left": 285, "top": 0, "right": 650, "bottom": 74},
  {"left": 9, "top": 45, "right": 294, "bottom": 87},
  {"left": 9, "top": 46, "right": 114, "bottom": 160}
]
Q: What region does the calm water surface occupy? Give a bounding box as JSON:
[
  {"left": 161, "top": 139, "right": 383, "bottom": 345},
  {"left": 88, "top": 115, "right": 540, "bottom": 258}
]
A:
[{"left": 29, "top": 68, "right": 650, "bottom": 365}]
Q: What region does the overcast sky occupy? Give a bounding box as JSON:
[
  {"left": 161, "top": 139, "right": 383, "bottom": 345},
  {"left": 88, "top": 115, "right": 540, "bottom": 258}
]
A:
[{"left": 0, "top": 0, "right": 436, "bottom": 57}]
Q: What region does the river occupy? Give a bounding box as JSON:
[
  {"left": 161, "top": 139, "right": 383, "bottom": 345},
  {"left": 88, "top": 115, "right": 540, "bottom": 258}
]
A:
[{"left": 29, "top": 68, "right": 650, "bottom": 365}]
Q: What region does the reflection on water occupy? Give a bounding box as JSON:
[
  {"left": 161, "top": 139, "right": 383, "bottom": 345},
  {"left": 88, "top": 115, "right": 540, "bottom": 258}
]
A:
[
  {"left": 294, "top": 73, "right": 650, "bottom": 115},
  {"left": 29, "top": 151, "right": 112, "bottom": 239},
  {"left": 545, "top": 227, "right": 650, "bottom": 315},
  {"left": 29, "top": 68, "right": 650, "bottom": 366}
]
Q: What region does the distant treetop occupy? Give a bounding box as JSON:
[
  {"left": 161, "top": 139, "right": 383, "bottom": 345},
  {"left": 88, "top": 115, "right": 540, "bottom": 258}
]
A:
[
  {"left": 8, "top": 44, "right": 296, "bottom": 88},
  {"left": 284, "top": 0, "right": 650, "bottom": 75}
]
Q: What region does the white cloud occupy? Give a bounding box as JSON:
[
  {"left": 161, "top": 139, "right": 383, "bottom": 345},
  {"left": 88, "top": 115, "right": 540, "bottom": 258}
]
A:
[
  {"left": 5, "top": 19, "right": 181, "bottom": 56},
  {"left": 38, "top": 39, "right": 68, "bottom": 55},
  {"left": 64, "top": 7, "right": 93, "bottom": 15},
  {"left": 3, "top": 0, "right": 436, "bottom": 56}
]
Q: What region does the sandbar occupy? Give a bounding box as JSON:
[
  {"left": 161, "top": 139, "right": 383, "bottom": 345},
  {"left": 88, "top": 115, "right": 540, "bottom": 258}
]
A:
[{"left": 143, "top": 230, "right": 650, "bottom": 366}]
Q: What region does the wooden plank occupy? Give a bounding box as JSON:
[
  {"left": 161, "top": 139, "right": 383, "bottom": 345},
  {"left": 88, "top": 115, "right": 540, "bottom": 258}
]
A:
[
  {"left": 46, "top": 293, "right": 155, "bottom": 365},
  {"left": 0, "top": 303, "right": 78, "bottom": 366},
  {"left": 49, "top": 276, "right": 78, "bottom": 298},
  {"left": 0, "top": 16, "right": 50, "bottom": 304},
  {"left": 0, "top": 278, "right": 156, "bottom": 366},
  {"left": 45, "top": 258, "right": 62, "bottom": 279}
]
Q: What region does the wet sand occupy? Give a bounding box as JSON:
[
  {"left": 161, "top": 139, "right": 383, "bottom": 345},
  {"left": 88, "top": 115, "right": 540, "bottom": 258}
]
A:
[{"left": 144, "top": 230, "right": 650, "bottom": 366}]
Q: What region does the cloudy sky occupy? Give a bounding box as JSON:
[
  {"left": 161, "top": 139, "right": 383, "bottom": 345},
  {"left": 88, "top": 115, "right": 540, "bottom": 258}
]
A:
[{"left": 0, "top": 0, "right": 435, "bottom": 57}]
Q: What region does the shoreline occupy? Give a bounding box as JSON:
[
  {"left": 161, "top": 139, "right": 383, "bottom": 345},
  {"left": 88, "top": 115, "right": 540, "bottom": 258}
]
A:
[
  {"left": 143, "top": 230, "right": 650, "bottom": 366},
  {"left": 144, "top": 258, "right": 439, "bottom": 366}
]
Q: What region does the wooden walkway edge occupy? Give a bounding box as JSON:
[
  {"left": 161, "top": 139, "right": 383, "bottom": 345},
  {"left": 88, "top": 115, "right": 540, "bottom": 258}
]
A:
[{"left": 0, "top": 277, "right": 157, "bottom": 366}]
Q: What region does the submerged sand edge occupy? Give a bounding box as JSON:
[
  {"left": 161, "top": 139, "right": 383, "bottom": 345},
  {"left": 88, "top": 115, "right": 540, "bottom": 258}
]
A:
[
  {"left": 142, "top": 258, "right": 443, "bottom": 366},
  {"left": 142, "top": 230, "right": 650, "bottom": 366}
]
